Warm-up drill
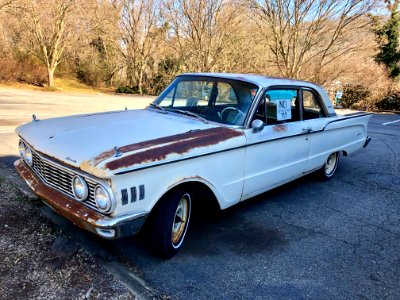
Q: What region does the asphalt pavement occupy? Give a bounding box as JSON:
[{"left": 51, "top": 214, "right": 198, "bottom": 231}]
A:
[
  {"left": 1, "top": 88, "right": 399, "bottom": 299},
  {"left": 105, "top": 114, "right": 399, "bottom": 299}
]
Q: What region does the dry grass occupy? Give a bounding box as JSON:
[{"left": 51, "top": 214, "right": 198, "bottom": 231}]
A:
[
  {"left": 53, "top": 78, "right": 101, "bottom": 94},
  {"left": 0, "top": 81, "right": 45, "bottom": 91},
  {"left": 0, "top": 77, "right": 113, "bottom": 94}
]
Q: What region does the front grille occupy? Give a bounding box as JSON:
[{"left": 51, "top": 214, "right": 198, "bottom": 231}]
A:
[{"left": 31, "top": 151, "right": 99, "bottom": 211}]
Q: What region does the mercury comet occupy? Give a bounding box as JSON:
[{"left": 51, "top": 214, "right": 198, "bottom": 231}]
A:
[{"left": 15, "top": 73, "right": 372, "bottom": 257}]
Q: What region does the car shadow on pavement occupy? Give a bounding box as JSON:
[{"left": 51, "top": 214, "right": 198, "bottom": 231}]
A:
[
  {"left": 181, "top": 173, "right": 317, "bottom": 257},
  {"left": 112, "top": 172, "right": 320, "bottom": 261}
]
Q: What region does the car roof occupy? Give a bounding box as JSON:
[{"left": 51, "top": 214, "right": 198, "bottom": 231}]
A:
[
  {"left": 180, "top": 73, "right": 320, "bottom": 89},
  {"left": 180, "top": 72, "right": 336, "bottom": 116}
]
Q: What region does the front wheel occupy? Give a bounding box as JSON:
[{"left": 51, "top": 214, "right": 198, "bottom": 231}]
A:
[
  {"left": 317, "top": 152, "right": 340, "bottom": 180},
  {"left": 147, "top": 189, "right": 191, "bottom": 258}
]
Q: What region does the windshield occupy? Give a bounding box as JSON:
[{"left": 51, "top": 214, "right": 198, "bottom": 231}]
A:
[{"left": 152, "top": 76, "right": 259, "bottom": 126}]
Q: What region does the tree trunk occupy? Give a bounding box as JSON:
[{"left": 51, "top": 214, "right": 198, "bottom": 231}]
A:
[
  {"left": 138, "top": 64, "right": 144, "bottom": 94},
  {"left": 47, "top": 66, "right": 55, "bottom": 88}
]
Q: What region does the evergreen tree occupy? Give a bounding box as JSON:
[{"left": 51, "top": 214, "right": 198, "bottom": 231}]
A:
[{"left": 375, "top": 0, "right": 400, "bottom": 79}]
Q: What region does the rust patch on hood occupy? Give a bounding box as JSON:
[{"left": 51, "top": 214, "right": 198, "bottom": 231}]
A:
[
  {"left": 92, "top": 127, "right": 242, "bottom": 166},
  {"left": 104, "top": 127, "right": 243, "bottom": 171}
]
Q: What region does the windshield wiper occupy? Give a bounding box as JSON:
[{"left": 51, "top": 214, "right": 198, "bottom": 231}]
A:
[
  {"left": 171, "top": 109, "right": 208, "bottom": 124},
  {"left": 148, "top": 103, "right": 167, "bottom": 114}
]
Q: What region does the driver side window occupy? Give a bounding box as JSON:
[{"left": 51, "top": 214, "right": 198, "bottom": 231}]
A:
[{"left": 254, "top": 89, "right": 300, "bottom": 125}]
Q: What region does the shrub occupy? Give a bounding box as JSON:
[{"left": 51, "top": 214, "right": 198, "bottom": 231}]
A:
[
  {"left": 0, "top": 56, "right": 47, "bottom": 86},
  {"left": 340, "top": 84, "right": 371, "bottom": 108},
  {"left": 116, "top": 85, "right": 139, "bottom": 94},
  {"left": 376, "top": 90, "right": 400, "bottom": 111},
  {"left": 76, "top": 64, "right": 104, "bottom": 88}
]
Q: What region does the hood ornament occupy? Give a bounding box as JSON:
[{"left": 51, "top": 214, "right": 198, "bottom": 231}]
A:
[
  {"left": 114, "top": 146, "right": 122, "bottom": 157},
  {"left": 32, "top": 114, "right": 39, "bottom": 122},
  {"left": 125, "top": 106, "right": 128, "bottom": 111}
]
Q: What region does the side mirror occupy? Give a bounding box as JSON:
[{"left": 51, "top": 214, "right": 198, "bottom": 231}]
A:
[{"left": 251, "top": 119, "right": 264, "bottom": 133}]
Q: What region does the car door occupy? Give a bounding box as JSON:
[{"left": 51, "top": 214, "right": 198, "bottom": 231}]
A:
[
  {"left": 242, "top": 87, "right": 311, "bottom": 199},
  {"left": 300, "top": 88, "right": 337, "bottom": 172}
]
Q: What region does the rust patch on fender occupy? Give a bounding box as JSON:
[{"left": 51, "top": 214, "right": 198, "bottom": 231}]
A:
[
  {"left": 104, "top": 127, "right": 243, "bottom": 171},
  {"left": 79, "top": 160, "right": 109, "bottom": 178},
  {"left": 273, "top": 124, "right": 287, "bottom": 132}
]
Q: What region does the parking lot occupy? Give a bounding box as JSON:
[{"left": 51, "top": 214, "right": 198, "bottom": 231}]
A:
[
  {"left": 1, "top": 87, "right": 399, "bottom": 299},
  {"left": 0, "top": 87, "right": 154, "bottom": 162}
]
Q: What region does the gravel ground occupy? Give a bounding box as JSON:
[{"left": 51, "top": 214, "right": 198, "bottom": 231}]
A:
[{"left": 0, "top": 177, "right": 135, "bottom": 300}]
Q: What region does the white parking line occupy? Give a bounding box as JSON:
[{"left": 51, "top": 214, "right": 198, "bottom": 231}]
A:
[
  {"left": 382, "top": 119, "right": 400, "bottom": 126},
  {"left": 0, "top": 131, "right": 14, "bottom": 134}
]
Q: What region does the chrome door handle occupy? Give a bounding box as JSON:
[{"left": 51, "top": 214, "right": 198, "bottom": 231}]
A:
[{"left": 302, "top": 127, "right": 312, "bottom": 133}]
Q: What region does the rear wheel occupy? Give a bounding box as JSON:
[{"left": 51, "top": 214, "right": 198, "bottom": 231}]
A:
[
  {"left": 147, "top": 189, "right": 191, "bottom": 258},
  {"left": 318, "top": 152, "right": 340, "bottom": 180}
]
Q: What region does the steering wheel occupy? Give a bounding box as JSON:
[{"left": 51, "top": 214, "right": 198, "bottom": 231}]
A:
[{"left": 220, "top": 107, "right": 246, "bottom": 124}]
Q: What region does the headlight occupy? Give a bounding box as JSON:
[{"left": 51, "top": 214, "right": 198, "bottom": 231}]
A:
[
  {"left": 72, "top": 175, "right": 88, "bottom": 201},
  {"left": 19, "top": 140, "right": 26, "bottom": 158},
  {"left": 94, "top": 185, "right": 113, "bottom": 212},
  {"left": 24, "top": 146, "right": 33, "bottom": 166}
]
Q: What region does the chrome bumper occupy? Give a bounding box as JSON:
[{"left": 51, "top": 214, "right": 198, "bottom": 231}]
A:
[{"left": 14, "top": 159, "right": 147, "bottom": 239}]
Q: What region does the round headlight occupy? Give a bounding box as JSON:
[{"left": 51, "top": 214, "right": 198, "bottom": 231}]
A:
[
  {"left": 19, "top": 140, "right": 26, "bottom": 158},
  {"left": 94, "top": 185, "right": 112, "bottom": 212},
  {"left": 24, "top": 146, "right": 33, "bottom": 166},
  {"left": 72, "top": 175, "right": 88, "bottom": 201}
]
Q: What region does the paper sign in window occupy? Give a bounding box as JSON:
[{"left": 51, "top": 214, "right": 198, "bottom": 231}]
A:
[{"left": 277, "top": 100, "right": 291, "bottom": 121}]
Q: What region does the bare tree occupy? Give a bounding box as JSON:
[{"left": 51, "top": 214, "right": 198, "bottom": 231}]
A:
[
  {"left": 248, "top": 0, "right": 377, "bottom": 83},
  {"left": 16, "top": 0, "right": 80, "bottom": 88},
  {"left": 30, "top": 0, "right": 75, "bottom": 88},
  {"left": 0, "top": 0, "right": 17, "bottom": 11},
  {"left": 71, "top": 1, "right": 123, "bottom": 87},
  {"left": 118, "top": 0, "right": 164, "bottom": 94},
  {"left": 0, "top": 0, "right": 13, "bottom": 10},
  {"left": 164, "top": 0, "right": 241, "bottom": 73}
]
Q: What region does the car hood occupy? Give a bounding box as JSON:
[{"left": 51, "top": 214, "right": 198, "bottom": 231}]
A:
[{"left": 17, "top": 109, "right": 244, "bottom": 177}]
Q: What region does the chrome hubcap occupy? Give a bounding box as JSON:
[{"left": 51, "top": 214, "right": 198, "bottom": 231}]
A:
[
  {"left": 325, "top": 153, "right": 338, "bottom": 175},
  {"left": 171, "top": 194, "right": 190, "bottom": 246}
]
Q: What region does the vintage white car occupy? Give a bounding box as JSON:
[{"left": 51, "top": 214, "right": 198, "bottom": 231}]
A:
[{"left": 15, "top": 73, "right": 372, "bottom": 257}]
